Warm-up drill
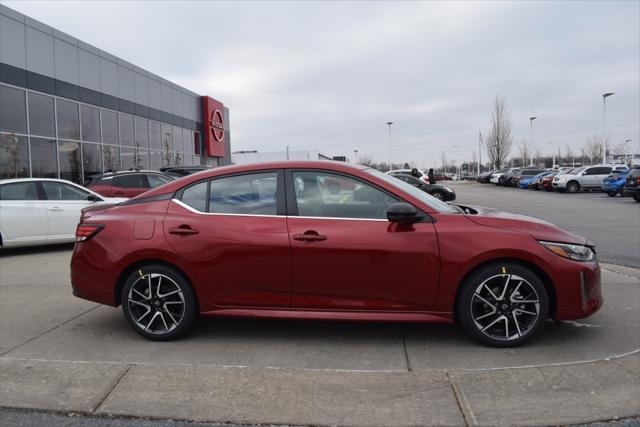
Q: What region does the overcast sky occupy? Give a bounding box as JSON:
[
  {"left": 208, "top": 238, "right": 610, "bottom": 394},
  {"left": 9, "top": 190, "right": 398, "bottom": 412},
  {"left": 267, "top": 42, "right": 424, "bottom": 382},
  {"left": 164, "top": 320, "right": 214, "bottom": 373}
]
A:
[{"left": 6, "top": 0, "right": 639, "bottom": 167}]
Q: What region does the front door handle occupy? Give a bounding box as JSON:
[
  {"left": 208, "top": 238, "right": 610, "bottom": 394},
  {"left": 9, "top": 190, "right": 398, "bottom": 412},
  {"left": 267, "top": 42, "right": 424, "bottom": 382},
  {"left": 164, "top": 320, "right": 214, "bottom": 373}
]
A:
[
  {"left": 49, "top": 207, "right": 63, "bottom": 212},
  {"left": 169, "top": 225, "right": 199, "bottom": 236},
  {"left": 293, "top": 231, "right": 327, "bottom": 242}
]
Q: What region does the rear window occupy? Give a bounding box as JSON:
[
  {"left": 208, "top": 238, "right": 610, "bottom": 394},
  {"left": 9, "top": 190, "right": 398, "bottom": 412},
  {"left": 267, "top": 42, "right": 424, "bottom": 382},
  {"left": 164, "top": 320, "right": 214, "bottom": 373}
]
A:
[
  {"left": 113, "top": 174, "right": 146, "bottom": 188},
  {"left": 0, "top": 182, "right": 39, "bottom": 200}
]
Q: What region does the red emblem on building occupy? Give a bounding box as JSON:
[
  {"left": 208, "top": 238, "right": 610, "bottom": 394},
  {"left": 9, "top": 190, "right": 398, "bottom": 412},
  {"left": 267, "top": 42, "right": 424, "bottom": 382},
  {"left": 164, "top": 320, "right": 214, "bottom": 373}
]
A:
[{"left": 201, "top": 96, "right": 225, "bottom": 157}]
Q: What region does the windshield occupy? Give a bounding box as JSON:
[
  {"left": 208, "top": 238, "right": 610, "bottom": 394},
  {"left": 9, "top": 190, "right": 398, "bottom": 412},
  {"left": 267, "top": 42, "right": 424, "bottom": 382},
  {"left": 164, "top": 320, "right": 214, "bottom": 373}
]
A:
[
  {"left": 364, "top": 168, "right": 457, "bottom": 214},
  {"left": 570, "top": 167, "right": 585, "bottom": 175}
]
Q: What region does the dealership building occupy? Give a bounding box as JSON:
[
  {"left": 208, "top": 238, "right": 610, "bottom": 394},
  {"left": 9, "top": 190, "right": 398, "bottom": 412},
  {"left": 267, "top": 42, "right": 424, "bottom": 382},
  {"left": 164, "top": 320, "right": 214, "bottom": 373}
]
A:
[{"left": 0, "top": 4, "right": 230, "bottom": 183}]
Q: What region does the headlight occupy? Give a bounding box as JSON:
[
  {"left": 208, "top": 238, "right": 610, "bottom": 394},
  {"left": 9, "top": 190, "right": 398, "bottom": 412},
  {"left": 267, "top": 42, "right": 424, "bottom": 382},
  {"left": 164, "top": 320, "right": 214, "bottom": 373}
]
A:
[{"left": 539, "top": 241, "right": 595, "bottom": 262}]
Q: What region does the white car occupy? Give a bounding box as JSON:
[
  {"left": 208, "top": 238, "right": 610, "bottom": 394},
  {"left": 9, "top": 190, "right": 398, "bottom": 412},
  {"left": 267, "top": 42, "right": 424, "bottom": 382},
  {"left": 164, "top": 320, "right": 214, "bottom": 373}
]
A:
[
  {"left": 0, "top": 178, "right": 126, "bottom": 248},
  {"left": 552, "top": 165, "right": 614, "bottom": 193}
]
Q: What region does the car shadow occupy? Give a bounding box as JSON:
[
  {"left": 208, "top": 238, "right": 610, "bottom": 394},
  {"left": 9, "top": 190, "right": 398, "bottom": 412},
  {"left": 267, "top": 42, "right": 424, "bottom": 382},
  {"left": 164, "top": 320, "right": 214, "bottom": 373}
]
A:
[{"left": 0, "top": 242, "right": 74, "bottom": 257}]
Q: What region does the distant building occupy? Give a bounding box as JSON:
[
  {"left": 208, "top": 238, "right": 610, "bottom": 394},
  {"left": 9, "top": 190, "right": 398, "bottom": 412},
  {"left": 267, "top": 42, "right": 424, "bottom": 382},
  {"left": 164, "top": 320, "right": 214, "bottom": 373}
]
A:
[
  {"left": 232, "top": 150, "right": 333, "bottom": 165},
  {"left": 0, "top": 4, "right": 230, "bottom": 183}
]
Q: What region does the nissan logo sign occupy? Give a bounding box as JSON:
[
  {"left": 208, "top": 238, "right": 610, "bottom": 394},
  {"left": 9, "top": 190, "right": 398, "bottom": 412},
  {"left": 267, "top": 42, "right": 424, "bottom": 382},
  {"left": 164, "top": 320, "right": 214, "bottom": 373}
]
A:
[{"left": 210, "top": 109, "right": 225, "bottom": 142}]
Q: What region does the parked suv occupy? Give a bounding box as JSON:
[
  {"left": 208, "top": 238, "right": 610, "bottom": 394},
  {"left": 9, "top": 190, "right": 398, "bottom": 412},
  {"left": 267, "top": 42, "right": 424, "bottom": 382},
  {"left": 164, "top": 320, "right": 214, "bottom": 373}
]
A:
[
  {"left": 623, "top": 166, "right": 640, "bottom": 202},
  {"left": 552, "top": 165, "right": 613, "bottom": 193},
  {"left": 86, "top": 171, "right": 175, "bottom": 198}
]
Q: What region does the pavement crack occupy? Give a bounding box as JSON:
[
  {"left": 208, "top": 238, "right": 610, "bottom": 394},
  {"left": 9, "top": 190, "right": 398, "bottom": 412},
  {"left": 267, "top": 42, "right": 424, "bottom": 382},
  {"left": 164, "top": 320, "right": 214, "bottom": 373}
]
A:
[
  {"left": 0, "top": 305, "right": 100, "bottom": 357},
  {"left": 446, "top": 372, "right": 474, "bottom": 427},
  {"left": 400, "top": 326, "right": 412, "bottom": 372},
  {"left": 91, "top": 364, "right": 132, "bottom": 413}
]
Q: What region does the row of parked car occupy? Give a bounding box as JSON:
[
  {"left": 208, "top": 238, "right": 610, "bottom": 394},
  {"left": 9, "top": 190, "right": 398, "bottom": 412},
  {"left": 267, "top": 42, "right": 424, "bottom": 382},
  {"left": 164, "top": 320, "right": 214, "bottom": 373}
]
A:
[
  {"left": 477, "top": 165, "right": 640, "bottom": 202},
  {"left": 0, "top": 166, "right": 210, "bottom": 248}
]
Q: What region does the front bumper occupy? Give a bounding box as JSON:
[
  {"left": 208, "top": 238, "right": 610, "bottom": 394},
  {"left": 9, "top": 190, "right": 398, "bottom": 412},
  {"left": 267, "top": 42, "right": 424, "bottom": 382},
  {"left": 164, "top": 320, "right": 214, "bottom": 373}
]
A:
[
  {"left": 552, "top": 180, "right": 567, "bottom": 189},
  {"left": 552, "top": 259, "right": 603, "bottom": 320}
]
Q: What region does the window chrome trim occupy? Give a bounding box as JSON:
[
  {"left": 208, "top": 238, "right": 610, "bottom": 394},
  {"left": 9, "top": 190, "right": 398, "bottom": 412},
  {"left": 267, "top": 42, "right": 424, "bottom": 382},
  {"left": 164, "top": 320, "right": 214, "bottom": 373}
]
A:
[{"left": 171, "top": 198, "right": 388, "bottom": 222}]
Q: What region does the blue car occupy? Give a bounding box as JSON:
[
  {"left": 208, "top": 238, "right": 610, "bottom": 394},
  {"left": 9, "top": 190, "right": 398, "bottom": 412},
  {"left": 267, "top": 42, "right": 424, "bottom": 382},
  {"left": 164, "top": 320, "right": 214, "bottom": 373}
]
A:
[
  {"left": 602, "top": 171, "right": 629, "bottom": 196},
  {"left": 518, "top": 171, "right": 552, "bottom": 189}
]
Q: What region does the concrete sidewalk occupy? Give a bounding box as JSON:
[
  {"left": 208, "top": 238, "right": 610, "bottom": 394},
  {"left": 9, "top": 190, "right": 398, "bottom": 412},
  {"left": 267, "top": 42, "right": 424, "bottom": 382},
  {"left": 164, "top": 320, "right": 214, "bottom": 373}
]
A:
[
  {"left": 0, "top": 246, "right": 638, "bottom": 426},
  {"left": 1, "top": 352, "right": 638, "bottom": 426}
]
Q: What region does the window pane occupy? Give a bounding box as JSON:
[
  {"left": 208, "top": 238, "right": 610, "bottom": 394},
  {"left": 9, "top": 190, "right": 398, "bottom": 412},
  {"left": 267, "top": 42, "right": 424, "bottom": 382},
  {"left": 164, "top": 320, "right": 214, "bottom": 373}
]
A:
[
  {"left": 81, "top": 104, "right": 101, "bottom": 142},
  {"left": 41, "top": 181, "right": 88, "bottom": 200},
  {"left": 56, "top": 99, "right": 80, "bottom": 140},
  {"left": 58, "top": 140, "right": 82, "bottom": 183},
  {"left": 147, "top": 173, "right": 172, "bottom": 188},
  {"left": 209, "top": 172, "right": 277, "bottom": 215},
  {"left": 172, "top": 126, "right": 183, "bottom": 153},
  {"left": 101, "top": 110, "right": 118, "bottom": 145},
  {"left": 0, "top": 133, "right": 29, "bottom": 178},
  {"left": 120, "top": 146, "right": 136, "bottom": 171},
  {"left": 113, "top": 174, "right": 144, "bottom": 188},
  {"left": 82, "top": 142, "right": 102, "bottom": 182},
  {"left": 30, "top": 137, "right": 58, "bottom": 178},
  {"left": 183, "top": 129, "right": 193, "bottom": 155},
  {"left": 119, "top": 114, "right": 134, "bottom": 147},
  {"left": 0, "top": 86, "right": 26, "bottom": 133},
  {"left": 0, "top": 182, "right": 38, "bottom": 200},
  {"left": 181, "top": 181, "right": 207, "bottom": 212},
  {"left": 134, "top": 117, "right": 149, "bottom": 149},
  {"left": 193, "top": 155, "right": 201, "bottom": 166},
  {"left": 135, "top": 148, "right": 149, "bottom": 170},
  {"left": 28, "top": 93, "right": 55, "bottom": 137},
  {"left": 292, "top": 171, "right": 397, "bottom": 219},
  {"left": 173, "top": 152, "right": 183, "bottom": 166},
  {"left": 161, "top": 124, "right": 172, "bottom": 164},
  {"left": 102, "top": 144, "right": 120, "bottom": 172},
  {"left": 150, "top": 150, "right": 162, "bottom": 170},
  {"left": 149, "top": 121, "right": 161, "bottom": 150}
]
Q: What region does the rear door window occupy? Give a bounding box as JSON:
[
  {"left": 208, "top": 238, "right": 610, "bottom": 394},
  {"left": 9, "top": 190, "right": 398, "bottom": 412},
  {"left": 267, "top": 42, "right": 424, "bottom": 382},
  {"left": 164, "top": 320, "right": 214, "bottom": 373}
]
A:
[
  {"left": 181, "top": 181, "right": 208, "bottom": 212},
  {"left": 209, "top": 172, "right": 278, "bottom": 215},
  {"left": 147, "top": 174, "right": 172, "bottom": 188},
  {"left": 113, "top": 174, "right": 145, "bottom": 188},
  {"left": 0, "top": 182, "right": 39, "bottom": 200}
]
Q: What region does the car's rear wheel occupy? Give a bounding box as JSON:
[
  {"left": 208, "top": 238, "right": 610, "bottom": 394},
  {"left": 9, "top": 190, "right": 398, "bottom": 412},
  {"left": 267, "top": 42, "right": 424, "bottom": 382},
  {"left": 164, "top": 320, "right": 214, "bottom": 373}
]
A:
[
  {"left": 607, "top": 190, "right": 618, "bottom": 197},
  {"left": 457, "top": 263, "right": 549, "bottom": 347},
  {"left": 566, "top": 181, "right": 580, "bottom": 193},
  {"left": 121, "top": 264, "right": 197, "bottom": 341}
]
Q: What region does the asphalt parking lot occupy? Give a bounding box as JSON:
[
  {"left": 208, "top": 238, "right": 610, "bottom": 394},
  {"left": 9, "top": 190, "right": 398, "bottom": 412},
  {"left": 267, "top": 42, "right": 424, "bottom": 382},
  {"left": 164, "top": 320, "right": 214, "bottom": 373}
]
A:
[{"left": 1, "top": 184, "right": 639, "bottom": 426}]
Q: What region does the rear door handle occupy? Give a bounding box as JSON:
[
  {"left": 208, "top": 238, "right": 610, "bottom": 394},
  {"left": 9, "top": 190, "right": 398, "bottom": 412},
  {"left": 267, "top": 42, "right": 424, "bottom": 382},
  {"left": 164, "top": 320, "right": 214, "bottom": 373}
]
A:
[
  {"left": 293, "top": 233, "right": 327, "bottom": 242},
  {"left": 169, "top": 226, "right": 199, "bottom": 236}
]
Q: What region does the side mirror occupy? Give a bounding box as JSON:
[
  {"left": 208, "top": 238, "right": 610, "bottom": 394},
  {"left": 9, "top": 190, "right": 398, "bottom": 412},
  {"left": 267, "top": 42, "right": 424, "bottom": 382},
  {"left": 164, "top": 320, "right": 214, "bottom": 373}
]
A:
[
  {"left": 86, "top": 194, "right": 102, "bottom": 202},
  {"left": 387, "top": 202, "right": 422, "bottom": 223}
]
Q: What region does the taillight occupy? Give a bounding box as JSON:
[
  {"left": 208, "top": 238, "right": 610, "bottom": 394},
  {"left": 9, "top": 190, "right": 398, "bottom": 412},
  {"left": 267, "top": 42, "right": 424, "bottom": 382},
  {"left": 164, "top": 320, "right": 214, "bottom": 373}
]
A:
[
  {"left": 76, "top": 224, "right": 104, "bottom": 242},
  {"left": 636, "top": 176, "right": 640, "bottom": 185}
]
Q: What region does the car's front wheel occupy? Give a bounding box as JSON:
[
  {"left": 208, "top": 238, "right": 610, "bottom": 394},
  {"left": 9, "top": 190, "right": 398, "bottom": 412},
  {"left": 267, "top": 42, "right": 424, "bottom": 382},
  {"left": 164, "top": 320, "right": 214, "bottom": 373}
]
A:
[
  {"left": 566, "top": 181, "right": 580, "bottom": 193},
  {"left": 121, "top": 264, "right": 197, "bottom": 341},
  {"left": 607, "top": 190, "right": 618, "bottom": 197},
  {"left": 457, "top": 263, "right": 549, "bottom": 347}
]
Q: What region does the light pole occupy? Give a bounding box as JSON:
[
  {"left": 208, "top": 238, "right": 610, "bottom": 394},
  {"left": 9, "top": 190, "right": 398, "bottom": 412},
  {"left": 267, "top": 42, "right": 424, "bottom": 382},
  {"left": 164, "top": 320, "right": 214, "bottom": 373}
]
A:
[
  {"left": 529, "top": 116, "right": 537, "bottom": 166},
  {"left": 353, "top": 149, "right": 358, "bottom": 164},
  {"left": 546, "top": 141, "right": 555, "bottom": 169},
  {"left": 386, "top": 121, "right": 393, "bottom": 172},
  {"left": 602, "top": 92, "right": 614, "bottom": 164},
  {"left": 478, "top": 130, "right": 483, "bottom": 174},
  {"left": 623, "top": 139, "right": 631, "bottom": 166}
]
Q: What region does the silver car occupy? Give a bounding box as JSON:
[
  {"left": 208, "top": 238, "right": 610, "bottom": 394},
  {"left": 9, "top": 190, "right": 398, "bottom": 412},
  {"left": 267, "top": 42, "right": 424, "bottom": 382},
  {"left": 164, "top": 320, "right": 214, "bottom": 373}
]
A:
[{"left": 552, "top": 165, "right": 615, "bottom": 193}]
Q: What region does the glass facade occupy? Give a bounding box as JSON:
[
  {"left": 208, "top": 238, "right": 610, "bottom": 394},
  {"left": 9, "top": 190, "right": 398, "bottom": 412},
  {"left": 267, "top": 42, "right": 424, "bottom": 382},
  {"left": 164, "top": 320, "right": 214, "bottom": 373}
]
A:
[{"left": 0, "top": 83, "right": 202, "bottom": 182}]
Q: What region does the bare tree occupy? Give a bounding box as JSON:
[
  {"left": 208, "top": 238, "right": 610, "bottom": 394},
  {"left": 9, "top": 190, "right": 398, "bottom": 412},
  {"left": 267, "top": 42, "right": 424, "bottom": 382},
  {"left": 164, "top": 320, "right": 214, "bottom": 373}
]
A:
[
  {"left": 583, "top": 135, "right": 603, "bottom": 164},
  {"left": 484, "top": 95, "right": 513, "bottom": 168},
  {"left": 358, "top": 154, "right": 373, "bottom": 167},
  {"left": 517, "top": 138, "right": 532, "bottom": 166}
]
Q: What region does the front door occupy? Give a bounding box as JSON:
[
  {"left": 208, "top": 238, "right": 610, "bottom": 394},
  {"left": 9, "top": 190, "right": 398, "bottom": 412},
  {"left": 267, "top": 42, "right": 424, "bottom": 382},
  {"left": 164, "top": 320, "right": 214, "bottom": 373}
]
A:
[
  {"left": 164, "top": 170, "right": 291, "bottom": 308},
  {"left": 287, "top": 170, "right": 440, "bottom": 311}
]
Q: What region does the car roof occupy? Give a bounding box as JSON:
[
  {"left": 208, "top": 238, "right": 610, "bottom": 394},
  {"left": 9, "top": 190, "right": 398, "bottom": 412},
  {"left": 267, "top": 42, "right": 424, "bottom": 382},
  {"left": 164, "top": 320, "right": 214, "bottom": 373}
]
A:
[
  {"left": 0, "top": 177, "right": 82, "bottom": 185},
  {"left": 128, "top": 161, "right": 369, "bottom": 199},
  {"left": 89, "top": 170, "right": 171, "bottom": 179}
]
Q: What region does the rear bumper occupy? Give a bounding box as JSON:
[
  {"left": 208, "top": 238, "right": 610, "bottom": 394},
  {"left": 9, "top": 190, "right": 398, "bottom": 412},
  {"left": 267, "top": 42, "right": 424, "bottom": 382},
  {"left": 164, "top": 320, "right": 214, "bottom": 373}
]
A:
[
  {"left": 623, "top": 185, "right": 638, "bottom": 197},
  {"left": 70, "top": 241, "right": 121, "bottom": 306}
]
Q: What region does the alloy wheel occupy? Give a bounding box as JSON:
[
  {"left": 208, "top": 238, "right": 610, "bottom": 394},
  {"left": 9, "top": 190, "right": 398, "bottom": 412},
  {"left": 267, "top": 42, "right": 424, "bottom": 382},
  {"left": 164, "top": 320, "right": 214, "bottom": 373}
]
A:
[
  {"left": 127, "top": 273, "right": 185, "bottom": 334},
  {"left": 470, "top": 273, "right": 541, "bottom": 342}
]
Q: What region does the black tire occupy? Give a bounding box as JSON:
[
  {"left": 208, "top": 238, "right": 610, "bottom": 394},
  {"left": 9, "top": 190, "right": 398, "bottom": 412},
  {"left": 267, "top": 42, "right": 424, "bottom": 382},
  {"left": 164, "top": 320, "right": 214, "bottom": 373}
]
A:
[
  {"left": 566, "top": 181, "right": 580, "bottom": 193},
  {"left": 121, "top": 263, "right": 197, "bottom": 341},
  {"left": 457, "top": 262, "right": 549, "bottom": 347},
  {"left": 606, "top": 190, "right": 617, "bottom": 197},
  {"left": 633, "top": 194, "right": 640, "bottom": 203}
]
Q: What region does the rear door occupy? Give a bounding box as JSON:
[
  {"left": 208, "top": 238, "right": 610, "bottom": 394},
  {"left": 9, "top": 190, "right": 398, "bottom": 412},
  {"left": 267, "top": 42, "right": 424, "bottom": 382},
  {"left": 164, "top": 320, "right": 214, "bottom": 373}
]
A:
[
  {"left": 165, "top": 170, "right": 291, "bottom": 308},
  {"left": 40, "top": 181, "right": 94, "bottom": 240},
  {"left": 0, "top": 181, "right": 48, "bottom": 246},
  {"left": 112, "top": 174, "right": 147, "bottom": 198}
]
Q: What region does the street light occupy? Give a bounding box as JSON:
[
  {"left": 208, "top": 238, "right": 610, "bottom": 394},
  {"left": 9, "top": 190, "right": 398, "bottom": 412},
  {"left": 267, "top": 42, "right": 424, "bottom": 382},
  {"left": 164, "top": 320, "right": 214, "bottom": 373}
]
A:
[
  {"left": 624, "top": 139, "right": 631, "bottom": 166},
  {"left": 529, "top": 116, "right": 537, "bottom": 166},
  {"left": 353, "top": 149, "right": 358, "bottom": 164},
  {"left": 386, "top": 121, "right": 393, "bottom": 172},
  {"left": 546, "top": 141, "right": 555, "bottom": 169},
  {"left": 602, "top": 92, "right": 615, "bottom": 164}
]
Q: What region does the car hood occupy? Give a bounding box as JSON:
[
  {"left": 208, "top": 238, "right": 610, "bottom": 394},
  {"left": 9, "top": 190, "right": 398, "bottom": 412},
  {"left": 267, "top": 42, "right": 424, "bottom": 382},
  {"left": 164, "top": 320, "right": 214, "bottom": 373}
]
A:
[{"left": 457, "top": 204, "right": 589, "bottom": 245}]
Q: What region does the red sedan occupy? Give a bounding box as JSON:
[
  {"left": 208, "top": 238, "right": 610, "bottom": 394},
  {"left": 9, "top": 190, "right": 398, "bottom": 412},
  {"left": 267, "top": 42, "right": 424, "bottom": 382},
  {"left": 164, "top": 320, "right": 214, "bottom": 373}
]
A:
[{"left": 71, "top": 161, "right": 602, "bottom": 347}]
